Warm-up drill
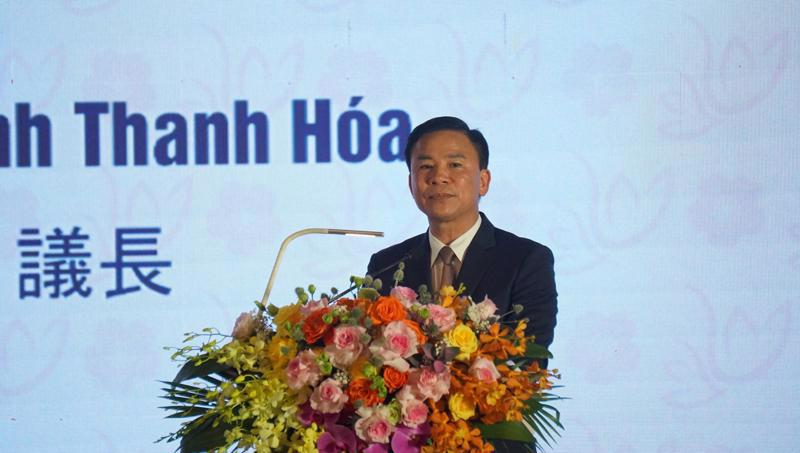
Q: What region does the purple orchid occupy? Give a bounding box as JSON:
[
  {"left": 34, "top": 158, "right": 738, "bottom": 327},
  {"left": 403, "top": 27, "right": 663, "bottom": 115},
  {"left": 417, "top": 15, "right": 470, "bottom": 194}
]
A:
[
  {"left": 363, "top": 443, "right": 390, "bottom": 453},
  {"left": 391, "top": 423, "right": 431, "bottom": 453},
  {"left": 317, "top": 423, "right": 357, "bottom": 453},
  {"left": 298, "top": 401, "right": 340, "bottom": 427}
]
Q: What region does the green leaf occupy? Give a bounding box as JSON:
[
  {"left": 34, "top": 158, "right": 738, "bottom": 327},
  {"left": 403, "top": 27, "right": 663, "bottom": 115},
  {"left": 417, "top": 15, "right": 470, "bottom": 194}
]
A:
[
  {"left": 165, "top": 409, "right": 208, "bottom": 419},
  {"left": 199, "top": 374, "right": 223, "bottom": 386},
  {"left": 535, "top": 412, "right": 556, "bottom": 439},
  {"left": 474, "top": 421, "right": 534, "bottom": 443},
  {"left": 159, "top": 395, "right": 204, "bottom": 405},
  {"left": 161, "top": 392, "right": 206, "bottom": 404},
  {"left": 519, "top": 394, "right": 567, "bottom": 450},
  {"left": 524, "top": 416, "right": 552, "bottom": 449},
  {"left": 179, "top": 416, "right": 231, "bottom": 453},
  {"left": 174, "top": 357, "right": 231, "bottom": 383},
  {"left": 160, "top": 404, "right": 212, "bottom": 412},
  {"left": 160, "top": 406, "right": 211, "bottom": 418},
  {"left": 538, "top": 404, "right": 564, "bottom": 429},
  {"left": 524, "top": 340, "right": 553, "bottom": 360},
  {"left": 159, "top": 381, "right": 209, "bottom": 398},
  {"left": 161, "top": 386, "right": 203, "bottom": 397}
]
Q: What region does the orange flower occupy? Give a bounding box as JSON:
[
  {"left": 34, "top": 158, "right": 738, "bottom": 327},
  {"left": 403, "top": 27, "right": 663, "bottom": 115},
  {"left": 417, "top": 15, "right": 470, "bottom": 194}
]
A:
[
  {"left": 337, "top": 297, "right": 369, "bottom": 312},
  {"left": 432, "top": 419, "right": 493, "bottom": 452},
  {"left": 347, "top": 355, "right": 368, "bottom": 380},
  {"left": 441, "top": 294, "right": 471, "bottom": 319},
  {"left": 450, "top": 420, "right": 485, "bottom": 449},
  {"left": 336, "top": 297, "right": 356, "bottom": 308},
  {"left": 426, "top": 407, "right": 452, "bottom": 450},
  {"left": 347, "top": 377, "right": 382, "bottom": 407},
  {"left": 302, "top": 307, "right": 331, "bottom": 344},
  {"left": 383, "top": 366, "right": 408, "bottom": 391},
  {"left": 400, "top": 319, "right": 427, "bottom": 345},
  {"left": 537, "top": 376, "right": 553, "bottom": 390},
  {"left": 514, "top": 319, "right": 527, "bottom": 339},
  {"left": 479, "top": 323, "right": 516, "bottom": 359},
  {"left": 368, "top": 296, "right": 407, "bottom": 326}
]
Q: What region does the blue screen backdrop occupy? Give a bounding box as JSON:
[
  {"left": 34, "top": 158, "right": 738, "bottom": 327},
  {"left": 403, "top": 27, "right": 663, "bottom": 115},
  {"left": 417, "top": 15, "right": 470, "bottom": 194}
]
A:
[{"left": 1, "top": 1, "right": 798, "bottom": 451}]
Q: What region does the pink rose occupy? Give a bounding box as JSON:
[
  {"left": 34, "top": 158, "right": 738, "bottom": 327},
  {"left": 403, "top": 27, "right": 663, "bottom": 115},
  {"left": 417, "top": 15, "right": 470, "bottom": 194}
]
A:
[
  {"left": 395, "top": 385, "right": 418, "bottom": 403},
  {"left": 325, "top": 325, "right": 366, "bottom": 368},
  {"left": 231, "top": 312, "right": 258, "bottom": 340},
  {"left": 395, "top": 387, "right": 428, "bottom": 427},
  {"left": 285, "top": 350, "right": 321, "bottom": 390},
  {"left": 426, "top": 304, "right": 456, "bottom": 333},
  {"left": 477, "top": 297, "right": 497, "bottom": 317},
  {"left": 390, "top": 286, "right": 418, "bottom": 308},
  {"left": 468, "top": 296, "right": 498, "bottom": 324},
  {"left": 370, "top": 321, "right": 420, "bottom": 364},
  {"left": 355, "top": 407, "right": 395, "bottom": 443},
  {"left": 310, "top": 378, "right": 348, "bottom": 414},
  {"left": 301, "top": 297, "right": 329, "bottom": 317},
  {"left": 401, "top": 399, "right": 429, "bottom": 428},
  {"left": 469, "top": 357, "right": 501, "bottom": 383},
  {"left": 408, "top": 366, "right": 450, "bottom": 402}
]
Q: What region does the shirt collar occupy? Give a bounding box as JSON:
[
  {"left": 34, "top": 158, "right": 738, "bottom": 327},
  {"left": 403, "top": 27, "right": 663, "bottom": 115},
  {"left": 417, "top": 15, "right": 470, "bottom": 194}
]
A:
[{"left": 428, "top": 215, "right": 482, "bottom": 267}]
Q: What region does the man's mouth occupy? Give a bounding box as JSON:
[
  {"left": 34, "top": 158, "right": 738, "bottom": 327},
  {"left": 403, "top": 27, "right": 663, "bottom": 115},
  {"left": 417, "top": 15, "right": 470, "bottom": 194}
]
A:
[{"left": 428, "top": 193, "right": 454, "bottom": 200}]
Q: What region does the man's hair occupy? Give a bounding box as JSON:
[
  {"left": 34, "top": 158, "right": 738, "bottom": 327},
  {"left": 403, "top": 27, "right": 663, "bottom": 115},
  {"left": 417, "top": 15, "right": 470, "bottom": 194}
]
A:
[{"left": 404, "top": 116, "right": 489, "bottom": 170}]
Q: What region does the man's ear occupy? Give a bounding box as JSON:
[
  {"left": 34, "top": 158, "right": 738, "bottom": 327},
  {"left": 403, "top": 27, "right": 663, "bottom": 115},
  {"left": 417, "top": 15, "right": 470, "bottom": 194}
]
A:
[
  {"left": 408, "top": 173, "right": 413, "bottom": 195},
  {"left": 479, "top": 169, "right": 491, "bottom": 196}
]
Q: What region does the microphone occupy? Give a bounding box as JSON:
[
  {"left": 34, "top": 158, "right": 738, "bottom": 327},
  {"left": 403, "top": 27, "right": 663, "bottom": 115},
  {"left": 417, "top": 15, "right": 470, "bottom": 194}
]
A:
[
  {"left": 329, "top": 249, "right": 415, "bottom": 302},
  {"left": 371, "top": 249, "right": 415, "bottom": 281}
]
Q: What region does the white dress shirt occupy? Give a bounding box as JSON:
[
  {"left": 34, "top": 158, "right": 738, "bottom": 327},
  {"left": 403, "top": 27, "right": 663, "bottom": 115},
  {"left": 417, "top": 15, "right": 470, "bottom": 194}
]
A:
[{"left": 428, "top": 215, "right": 482, "bottom": 269}]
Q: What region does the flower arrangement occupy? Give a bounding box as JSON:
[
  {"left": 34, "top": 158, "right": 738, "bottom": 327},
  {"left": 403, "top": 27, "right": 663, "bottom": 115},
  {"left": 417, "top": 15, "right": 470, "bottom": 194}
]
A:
[{"left": 159, "top": 273, "right": 563, "bottom": 453}]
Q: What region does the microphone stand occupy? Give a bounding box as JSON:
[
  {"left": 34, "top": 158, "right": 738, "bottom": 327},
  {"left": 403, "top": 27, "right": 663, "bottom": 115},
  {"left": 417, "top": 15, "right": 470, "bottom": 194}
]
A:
[
  {"left": 259, "top": 228, "right": 383, "bottom": 311},
  {"left": 328, "top": 249, "right": 414, "bottom": 303}
]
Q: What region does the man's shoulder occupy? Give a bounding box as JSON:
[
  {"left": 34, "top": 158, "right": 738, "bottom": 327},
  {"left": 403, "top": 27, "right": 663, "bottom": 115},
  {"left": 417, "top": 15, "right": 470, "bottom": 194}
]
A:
[{"left": 489, "top": 223, "right": 553, "bottom": 258}]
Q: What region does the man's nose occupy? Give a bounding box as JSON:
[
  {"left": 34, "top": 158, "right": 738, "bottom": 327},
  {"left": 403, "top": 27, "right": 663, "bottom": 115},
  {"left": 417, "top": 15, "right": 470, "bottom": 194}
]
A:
[{"left": 430, "top": 166, "right": 449, "bottom": 184}]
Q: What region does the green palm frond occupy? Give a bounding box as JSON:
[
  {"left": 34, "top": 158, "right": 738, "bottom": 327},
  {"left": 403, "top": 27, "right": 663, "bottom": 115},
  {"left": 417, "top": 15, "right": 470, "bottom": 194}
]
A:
[
  {"left": 475, "top": 420, "right": 534, "bottom": 443},
  {"left": 178, "top": 414, "right": 232, "bottom": 453},
  {"left": 174, "top": 355, "right": 233, "bottom": 383},
  {"left": 160, "top": 406, "right": 211, "bottom": 418},
  {"left": 522, "top": 393, "right": 566, "bottom": 452}
]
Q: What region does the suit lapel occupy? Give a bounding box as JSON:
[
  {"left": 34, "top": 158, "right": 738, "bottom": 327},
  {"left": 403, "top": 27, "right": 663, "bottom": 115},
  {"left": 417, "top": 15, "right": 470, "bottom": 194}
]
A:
[
  {"left": 400, "top": 235, "right": 431, "bottom": 293},
  {"left": 455, "top": 213, "right": 496, "bottom": 298}
]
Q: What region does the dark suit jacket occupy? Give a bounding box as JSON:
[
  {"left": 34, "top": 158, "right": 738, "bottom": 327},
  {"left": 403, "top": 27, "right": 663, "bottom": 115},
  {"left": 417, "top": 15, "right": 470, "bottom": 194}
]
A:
[
  {"left": 366, "top": 213, "right": 558, "bottom": 452},
  {"left": 367, "top": 212, "right": 558, "bottom": 354}
]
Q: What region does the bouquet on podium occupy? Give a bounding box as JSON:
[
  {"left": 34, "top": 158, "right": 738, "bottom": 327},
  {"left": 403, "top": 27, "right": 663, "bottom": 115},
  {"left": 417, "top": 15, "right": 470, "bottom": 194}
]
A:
[{"left": 159, "top": 252, "right": 563, "bottom": 453}]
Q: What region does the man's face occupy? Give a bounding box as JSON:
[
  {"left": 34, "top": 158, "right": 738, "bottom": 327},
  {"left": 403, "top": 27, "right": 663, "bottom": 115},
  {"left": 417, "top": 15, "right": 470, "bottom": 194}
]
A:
[{"left": 408, "top": 130, "right": 491, "bottom": 230}]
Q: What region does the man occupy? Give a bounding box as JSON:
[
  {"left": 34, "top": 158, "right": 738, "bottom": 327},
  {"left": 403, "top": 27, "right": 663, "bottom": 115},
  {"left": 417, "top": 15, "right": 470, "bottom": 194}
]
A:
[{"left": 366, "top": 116, "right": 558, "bottom": 451}]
